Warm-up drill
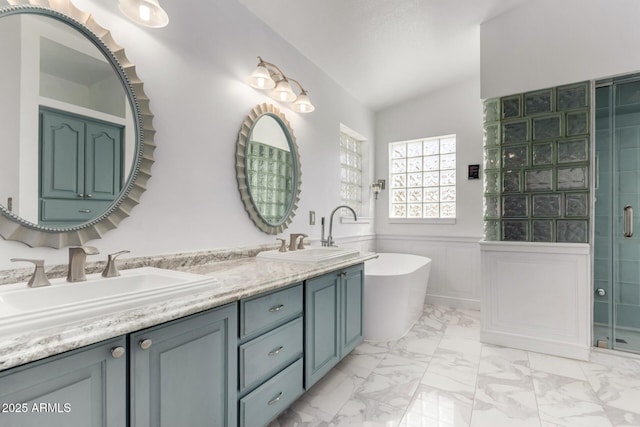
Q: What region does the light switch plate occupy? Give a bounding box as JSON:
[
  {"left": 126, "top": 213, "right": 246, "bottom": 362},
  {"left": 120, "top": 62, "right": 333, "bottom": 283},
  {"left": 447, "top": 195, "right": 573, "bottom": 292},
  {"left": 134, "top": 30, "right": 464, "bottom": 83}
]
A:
[{"left": 309, "top": 211, "right": 316, "bottom": 225}]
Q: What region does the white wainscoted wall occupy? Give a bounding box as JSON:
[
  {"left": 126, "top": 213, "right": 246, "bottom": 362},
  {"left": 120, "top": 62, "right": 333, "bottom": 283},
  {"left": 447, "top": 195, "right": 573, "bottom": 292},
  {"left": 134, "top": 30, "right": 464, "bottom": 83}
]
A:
[
  {"left": 373, "top": 76, "right": 485, "bottom": 310},
  {"left": 377, "top": 235, "right": 481, "bottom": 310},
  {"left": 480, "top": 242, "right": 591, "bottom": 360}
]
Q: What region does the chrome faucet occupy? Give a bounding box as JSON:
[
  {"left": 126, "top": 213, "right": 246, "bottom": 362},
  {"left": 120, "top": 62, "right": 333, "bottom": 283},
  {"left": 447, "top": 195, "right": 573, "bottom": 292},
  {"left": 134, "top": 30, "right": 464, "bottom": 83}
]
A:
[
  {"left": 322, "top": 205, "right": 357, "bottom": 247},
  {"left": 67, "top": 246, "right": 99, "bottom": 282}
]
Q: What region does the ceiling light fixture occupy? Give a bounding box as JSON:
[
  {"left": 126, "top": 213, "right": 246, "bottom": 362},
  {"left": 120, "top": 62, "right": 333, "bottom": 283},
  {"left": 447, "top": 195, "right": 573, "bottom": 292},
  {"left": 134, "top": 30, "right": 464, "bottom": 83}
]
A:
[
  {"left": 119, "top": 0, "right": 169, "bottom": 28},
  {"left": 247, "top": 56, "right": 315, "bottom": 113}
]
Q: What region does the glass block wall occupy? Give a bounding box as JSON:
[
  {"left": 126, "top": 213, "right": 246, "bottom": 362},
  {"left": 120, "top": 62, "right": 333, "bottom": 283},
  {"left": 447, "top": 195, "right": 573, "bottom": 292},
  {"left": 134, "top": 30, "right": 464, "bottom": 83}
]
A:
[
  {"left": 246, "top": 140, "right": 293, "bottom": 223},
  {"left": 483, "top": 82, "right": 591, "bottom": 242}
]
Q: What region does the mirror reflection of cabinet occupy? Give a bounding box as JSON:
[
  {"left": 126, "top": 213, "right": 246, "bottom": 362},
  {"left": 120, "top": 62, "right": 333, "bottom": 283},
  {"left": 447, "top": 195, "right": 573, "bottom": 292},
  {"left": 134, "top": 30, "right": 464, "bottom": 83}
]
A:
[{"left": 39, "top": 108, "right": 123, "bottom": 226}]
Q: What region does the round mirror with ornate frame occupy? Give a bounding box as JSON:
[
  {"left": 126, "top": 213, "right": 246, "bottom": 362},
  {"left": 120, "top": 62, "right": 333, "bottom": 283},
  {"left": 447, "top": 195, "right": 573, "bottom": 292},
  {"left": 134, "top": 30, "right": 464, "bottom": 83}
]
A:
[
  {"left": 0, "top": 1, "right": 154, "bottom": 248},
  {"left": 236, "top": 104, "right": 301, "bottom": 235}
]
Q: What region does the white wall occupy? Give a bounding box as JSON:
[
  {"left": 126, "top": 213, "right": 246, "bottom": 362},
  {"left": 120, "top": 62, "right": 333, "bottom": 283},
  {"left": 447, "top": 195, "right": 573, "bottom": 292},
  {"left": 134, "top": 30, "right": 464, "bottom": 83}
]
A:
[
  {"left": 0, "top": 15, "right": 20, "bottom": 214},
  {"left": 374, "top": 77, "right": 484, "bottom": 307},
  {"left": 374, "top": 77, "right": 484, "bottom": 239},
  {"left": 0, "top": 0, "right": 375, "bottom": 270},
  {"left": 481, "top": 242, "right": 591, "bottom": 360},
  {"left": 481, "top": 0, "right": 640, "bottom": 99}
]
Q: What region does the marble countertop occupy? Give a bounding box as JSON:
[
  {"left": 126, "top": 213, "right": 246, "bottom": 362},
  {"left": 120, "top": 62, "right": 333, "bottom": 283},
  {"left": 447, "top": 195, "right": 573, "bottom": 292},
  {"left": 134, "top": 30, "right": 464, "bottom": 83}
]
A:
[{"left": 0, "top": 252, "right": 377, "bottom": 372}]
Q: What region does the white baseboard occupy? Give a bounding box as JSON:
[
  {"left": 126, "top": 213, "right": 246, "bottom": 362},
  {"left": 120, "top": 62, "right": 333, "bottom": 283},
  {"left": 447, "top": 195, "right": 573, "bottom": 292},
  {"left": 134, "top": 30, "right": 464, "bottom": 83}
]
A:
[
  {"left": 426, "top": 294, "right": 480, "bottom": 311},
  {"left": 481, "top": 330, "right": 590, "bottom": 361}
]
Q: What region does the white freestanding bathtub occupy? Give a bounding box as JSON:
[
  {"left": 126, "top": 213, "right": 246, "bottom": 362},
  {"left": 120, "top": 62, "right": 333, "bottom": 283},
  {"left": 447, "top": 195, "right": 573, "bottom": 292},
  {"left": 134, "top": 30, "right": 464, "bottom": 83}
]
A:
[{"left": 364, "top": 253, "right": 432, "bottom": 341}]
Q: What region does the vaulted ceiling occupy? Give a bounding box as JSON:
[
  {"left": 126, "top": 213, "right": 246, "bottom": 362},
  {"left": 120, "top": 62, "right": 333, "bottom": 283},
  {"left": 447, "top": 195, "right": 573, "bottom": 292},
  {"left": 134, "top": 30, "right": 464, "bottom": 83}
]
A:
[{"left": 239, "top": 0, "right": 529, "bottom": 111}]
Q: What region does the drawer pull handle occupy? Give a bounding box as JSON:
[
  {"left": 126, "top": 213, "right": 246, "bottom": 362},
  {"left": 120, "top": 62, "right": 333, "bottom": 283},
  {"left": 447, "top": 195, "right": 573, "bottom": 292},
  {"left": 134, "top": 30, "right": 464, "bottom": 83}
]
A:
[
  {"left": 269, "top": 304, "right": 284, "bottom": 312},
  {"left": 268, "top": 392, "right": 283, "bottom": 406},
  {"left": 78, "top": 209, "right": 92, "bottom": 213},
  {"left": 139, "top": 339, "right": 153, "bottom": 350},
  {"left": 268, "top": 346, "right": 284, "bottom": 356}
]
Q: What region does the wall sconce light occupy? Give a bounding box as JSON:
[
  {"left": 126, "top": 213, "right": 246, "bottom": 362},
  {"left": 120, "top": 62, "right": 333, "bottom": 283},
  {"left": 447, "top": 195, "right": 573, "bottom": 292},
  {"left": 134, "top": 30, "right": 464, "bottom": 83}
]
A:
[
  {"left": 247, "top": 56, "right": 315, "bottom": 113},
  {"left": 372, "top": 179, "right": 386, "bottom": 200},
  {"left": 119, "top": 0, "right": 169, "bottom": 28}
]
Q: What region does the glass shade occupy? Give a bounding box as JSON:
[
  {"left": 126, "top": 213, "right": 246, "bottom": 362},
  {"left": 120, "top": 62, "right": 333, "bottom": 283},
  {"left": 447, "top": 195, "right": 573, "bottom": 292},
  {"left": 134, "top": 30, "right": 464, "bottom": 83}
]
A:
[
  {"left": 247, "top": 64, "right": 276, "bottom": 89},
  {"left": 119, "top": 0, "right": 169, "bottom": 28},
  {"left": 291, "top": 92, "right": 315, "bottom": 113},
  {"left": 270, "top": 80, "right": 297, "bottom": 103}
]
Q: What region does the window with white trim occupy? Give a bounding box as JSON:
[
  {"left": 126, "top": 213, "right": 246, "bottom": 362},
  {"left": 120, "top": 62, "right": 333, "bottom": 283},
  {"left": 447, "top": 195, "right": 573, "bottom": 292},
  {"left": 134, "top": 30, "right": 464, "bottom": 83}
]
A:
[
  {"left": 389, "top": 135, "right": 456, "bottom": 219},
  {"left": 340, "top": 132, "right": 363, "bottom": 215}
]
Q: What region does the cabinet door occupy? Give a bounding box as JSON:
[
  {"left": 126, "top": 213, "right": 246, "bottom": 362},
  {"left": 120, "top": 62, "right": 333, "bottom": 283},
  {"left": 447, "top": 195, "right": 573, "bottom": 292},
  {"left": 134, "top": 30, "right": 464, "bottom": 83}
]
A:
[
  {"left": 40, "top": 109, "right": 85, "bottom": 200},
  {"left": 130, "top": 304, "right": 237, "bottom": 427},
  {"left": 304, "top": 272, "right": 341, "bottom": 388},
  {"left": 85, "top": 121, "right": 123, "bottom": 202},
  {"left": 341, "top": 264, "right": 365, "bottom": 356},
  {"left": 0, "top": 336, "right": 126, "bottom": 427}
]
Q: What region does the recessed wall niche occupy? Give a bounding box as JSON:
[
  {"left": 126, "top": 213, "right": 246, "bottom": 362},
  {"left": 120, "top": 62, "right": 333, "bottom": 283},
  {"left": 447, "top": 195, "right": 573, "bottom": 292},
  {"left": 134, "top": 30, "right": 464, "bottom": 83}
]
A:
[{"left": 483, "top": 82, "right": 590, "bottom": 243}]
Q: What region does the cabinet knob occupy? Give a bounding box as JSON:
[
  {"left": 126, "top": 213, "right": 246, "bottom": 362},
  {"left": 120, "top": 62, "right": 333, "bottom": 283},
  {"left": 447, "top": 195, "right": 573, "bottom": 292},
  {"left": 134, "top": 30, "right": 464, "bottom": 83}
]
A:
[
  {"left": 269, "top": 304, "right": 284, "bottom": 313},
  {"left": 111, "top": 346, "right": 125, "bottom": 359},
  {"left": 268, "top": 391, "right": 283, "bottom": 406},
  {"left": 139, "top": 339, "right": 153, "bottom": 350}
]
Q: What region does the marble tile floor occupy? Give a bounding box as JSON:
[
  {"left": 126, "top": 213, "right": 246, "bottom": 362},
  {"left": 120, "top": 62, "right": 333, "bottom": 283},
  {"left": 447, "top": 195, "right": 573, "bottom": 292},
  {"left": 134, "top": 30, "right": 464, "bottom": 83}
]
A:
[{"left": 269, "top": 304, "right": 640, "bottom": 427}]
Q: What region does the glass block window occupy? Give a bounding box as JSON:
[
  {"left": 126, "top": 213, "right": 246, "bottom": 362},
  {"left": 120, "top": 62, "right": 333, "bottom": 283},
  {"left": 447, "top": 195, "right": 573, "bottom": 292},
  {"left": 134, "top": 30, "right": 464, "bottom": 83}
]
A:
[
  {"left": 389, "top": 135, "right": 456, "bottom": 219},
  {"left": 340, "top": 132, "right": 362, "bottom": 215}
]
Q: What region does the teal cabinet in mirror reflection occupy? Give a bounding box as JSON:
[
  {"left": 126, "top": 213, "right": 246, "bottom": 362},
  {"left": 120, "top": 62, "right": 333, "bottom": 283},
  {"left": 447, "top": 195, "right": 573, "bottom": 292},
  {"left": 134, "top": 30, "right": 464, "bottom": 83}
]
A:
[
  {"left": 236, "top": 104, "right": 301, "bottom": 235},
  {"left": 0, "top": 2, "right": 155, "bottom": 248}
]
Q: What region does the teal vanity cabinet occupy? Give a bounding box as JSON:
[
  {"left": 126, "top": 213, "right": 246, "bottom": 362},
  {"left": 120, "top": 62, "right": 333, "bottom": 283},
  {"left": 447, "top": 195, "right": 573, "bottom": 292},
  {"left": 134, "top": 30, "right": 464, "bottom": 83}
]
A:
[
  {"left": 0, "top": 303, "right": 237, "bottom": 427},
  {"left": 130, "top": 303, "right": 237, "bottom": 427},
  {"left": 0, "top": 336, "right": 127, "bottom": 427},
  {"left": 238, "top": 284, "right": 304, "bottom": 427},
  {"left": 305, "top": 263, "right": 364, "bottom": 388}
]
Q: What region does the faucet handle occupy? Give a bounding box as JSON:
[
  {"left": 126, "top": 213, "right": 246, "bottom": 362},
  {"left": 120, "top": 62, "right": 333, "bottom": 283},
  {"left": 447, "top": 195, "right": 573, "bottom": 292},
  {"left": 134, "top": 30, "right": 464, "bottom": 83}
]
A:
[
  {"left": 276, "top": 238, "right": 287, "bottom": 252},
  {"left": 297, "top": 234, "right": 308, "bottom": 250},
  {"left": 76, "top": 246, "right": 99, "bottom": 255},
  {"left": 102, "top": 250, "right": 130, "bottom": 278},
  {"left": 10, "top": 258, "right": 51, "bottom": 288}
]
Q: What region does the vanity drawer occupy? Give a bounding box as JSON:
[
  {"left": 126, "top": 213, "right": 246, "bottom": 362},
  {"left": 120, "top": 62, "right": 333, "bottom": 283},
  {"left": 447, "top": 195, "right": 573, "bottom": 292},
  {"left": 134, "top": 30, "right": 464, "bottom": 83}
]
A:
[
  {"left": 239, "top": 317, "right": 303, "bottom": 393},
  {"left": 239, "top": 358, "right": 303, "bottom": 427},
  {"left": 40, "top": 199, "right": 112, "bottom": 222},
  {"left": 240, "top": 284, "right": 302, "bottom": 339}
]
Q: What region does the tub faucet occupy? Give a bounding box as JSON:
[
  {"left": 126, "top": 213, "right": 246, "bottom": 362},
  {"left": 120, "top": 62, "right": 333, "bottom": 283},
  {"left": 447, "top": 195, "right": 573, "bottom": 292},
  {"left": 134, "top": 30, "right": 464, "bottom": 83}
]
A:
[
  {"left": 323, "top": 205, "right": 357, "bottom": 247},
  {"left": 67, "top": 246, "right": 99, "bottom": 282}
]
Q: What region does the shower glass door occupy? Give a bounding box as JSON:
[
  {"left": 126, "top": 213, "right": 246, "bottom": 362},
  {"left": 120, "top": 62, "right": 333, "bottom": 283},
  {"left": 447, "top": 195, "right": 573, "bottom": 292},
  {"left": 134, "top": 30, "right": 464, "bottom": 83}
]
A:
[{"left": 594, "top": 77, "right": 640, "bottom": 353}]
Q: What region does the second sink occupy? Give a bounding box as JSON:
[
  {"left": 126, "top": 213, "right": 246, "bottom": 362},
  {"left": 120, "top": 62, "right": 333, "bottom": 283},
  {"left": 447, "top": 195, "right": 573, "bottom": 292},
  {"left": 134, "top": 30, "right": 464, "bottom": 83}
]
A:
[{"left": 256, "top": 246, "right": 360, "bottom": 264}]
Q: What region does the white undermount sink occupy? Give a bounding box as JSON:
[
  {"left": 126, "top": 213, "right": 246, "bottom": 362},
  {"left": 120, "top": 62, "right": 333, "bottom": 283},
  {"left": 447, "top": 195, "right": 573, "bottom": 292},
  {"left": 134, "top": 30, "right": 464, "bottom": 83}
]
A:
[
  {"left": 0, "top": 267, "right": 218, "bottom": 337},
  {"left": 256, "top": 246, "right": 360, "bottom": 264}
]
